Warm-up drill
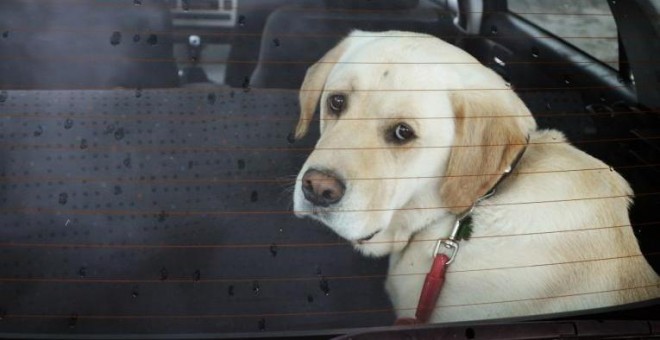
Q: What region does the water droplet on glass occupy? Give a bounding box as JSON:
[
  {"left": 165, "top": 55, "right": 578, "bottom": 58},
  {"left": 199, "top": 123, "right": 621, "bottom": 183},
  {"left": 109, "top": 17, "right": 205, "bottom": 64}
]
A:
[
  {"left": 58, "top": 192, "right": 68, "bottom": 205},
  {"left": 242, "top": 76, "right": 251, "bottom": 93},
  {"left": 287, "top": 132, "right": 296, "bottom": 144},
  {"left": 78, "top": 266, "right": 87, "bottom": 278},
  {"left": 114, "top": 185, "right": 122, "bottom": 195},
  {"left": 147, "top": 34, "right": 158, "bottom": 45},
  {"left": 269, "top": 243, "right": 278, "bottom": 257},
  {"left": 133, "top": 0, "right": 142, "bottom": 5},
  {"left": 0, "top": 91, "right": 8, "bottom": 103},
  {"left": 315, "top": 265, "right": 322, "bottom": 276},
  {"left": 207, "top": 93, "right": 216, "bottom": 105},
  {"left": 114, "top": 127, "right": 125, "bottom": 141},
  {"left": 319, "top": 277, "right": 330, "bottom": 295},
  {"left": 531, "top": 46, "right": 540, "bottom": 58},
  {"left": 252, "top": 281, "right": 260, "bottom": 295},
  {"left": 104, "top": 124, "right": 116, "bottom": 135},
  {"left": 307, "top": 294, "right": 314, "bottom": 303},
  {"left": 258, "top": 318, "right": 266, "bottom": 331},
  {"left": 272, "top": 38, "right": 280, "bottom": 47},
  {"left": 64, "top": 118, "right": 74, "bottom": 129},
  {"left": 187, "top": 160, "right": 194, "bottom": 169},
  {"left": 1, "top": 31, "right": 8, "bottom": 39},
  {"left": 131, "top": 288, "right": 139, "bottom": 298},
  {"left": 193, "top": 269, "right": 201, "bottom": 282},
  {"left": 68, "top": 313, "right": 78, "bottom": 328},
  {"left": 0, "top": 308, "right": 6, "bottom": 320},
  {"left": 504, "top": 82, "right": 511, "bottom": 88},
  {"left": 110, "top": 31, "right": 122, "bottom": 46},
  {"left": 238, "top": 15, "right": 246, "bottom": 27},
  {"left": 250, "top": 191, "right": 258, "bottom": 202},
  {"left": 123, "top": 154, "right": 132, "bottom": 168},
  {"left": 133, "top": 34, "right": 141, "bottom": 43},
  {"left": 135, "top": 88, "right": 142, "bottom": 98},
  {"left": 79, "top": 139, "right": 88, "bottom": 150},
  {"left": 160, "top": 267, "right": 169, "bottom": 281},
  {"left": 157, "top": 210, "right": 168, "bottom": 222},
  {"left": 609, "top": 166, "right": 614, "bottom": 172},
  {"left": 237, "top": 159, "right": 245, "bottom": 170},
  {"left": 490, "top": 25, "right": 498, "bottom": 34},
  {"left": 182, "top": 0, "right": 190, "bottom": 11},
  {"left": 33, "top": 125, "right": 43, "bottom": 137},
  {"left": 228, "top": 285, "right": 235, "bottom": 296},
  {"left": 229, "top": 91, "right": 235, "bottom": 99},
  {"left": 563, "top": 75, "right": 572, "bottom": 86}
]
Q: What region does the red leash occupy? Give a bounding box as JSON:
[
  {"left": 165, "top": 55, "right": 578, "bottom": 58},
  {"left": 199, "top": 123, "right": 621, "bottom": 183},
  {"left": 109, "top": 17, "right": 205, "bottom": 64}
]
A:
[{"left": 395, "top": 253, "right": 450, "bottom": 325}]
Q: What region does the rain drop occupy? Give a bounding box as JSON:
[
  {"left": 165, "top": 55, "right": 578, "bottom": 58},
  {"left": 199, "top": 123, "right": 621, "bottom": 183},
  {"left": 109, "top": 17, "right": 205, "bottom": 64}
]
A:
[
  {"left": 133, "top": 0, "right": 142, "bottom": 5},
  {"left": 490, "top": 25, "right": 498, "bottom": 34},
  {"left": 252, "top": 280, "right": 260, "bottom": 295},
  {"left": 114, "top": 127, "right": 125, "bottom": 141},
  {"left": 531, "top": 46, "right": 540, "bottom": 59},
  {"left": 242, "top": 76, "right": 251, "bottom": 92},
  {"left": 563, "top": 75, "right": 572, "bottom": 86},
  {"left": 147, "top": 34, "right": 158, "bottom": 45},
  {"left": 182, "top": 0, "right": 190, "bottom": 11},
  {"left": 229, "top": 91, "right": 235, "bottom": 99},
  {"left": 0, "top": 308, "right": 6, "bottom": 320},
  {"left": 258, "top": 318, "right": 266, "bottom": 331},
  {"left": 78, "top": 266, "right": 87, "bottom": 278},
  {"left": 104, "top": 124, "right": 116, "bottom": 135},
  {"left": 131, "top": 287, "right": 139, "bottom": 298},
  {"left": 193, "top": 269, "right": 201, "bottom": 282},
  {"left": 287, "top": 132, "right": 296, "bottom": 144},
  {"left": 64, "top": 118, "right": 74, "bottom": 129},
  {"left": 58, "top": 192, "right": 68, "bottom": 205},
  {"left": 269, "top": 243, "right": 278, "bottom": 257},
  {"left": 238, "top": 15, "right": 246, "bottom": 27},
  {"left": 250, "top": 190, "right": 258, "bottom": 202},
  {"left": 272, "top": 38, "right": 280, "bottom": 47},
  {"left": 159, "top": 267, "right": 169, "bottom": 281},
  {"left": 187, "top": 160, "right": 194, "bottom": 169},
  {"left": 207, "top": 93, "right": 216, "bottom": 105},
  {"left": 133, "top": 34, "right": 141, "bottom": 43},
  {"left": 237, "top": 159, "right": 245, "bottom": 170},
  {"left": 79, "top": 139, "right": 88, "bottom": 150},
  {"left": 33, "top": 125, "right": 43, "bottom": 137},
  {"left": 110, "top": 31, "right": 122, "bottom": 46},
  {"left": 113, "top": 185, "right": 122, "bottom": 195},
  {"left": 228, "top": 285, "right": 235, "bottom": 296},
  {"left": 1, "top": 31, "right": 8, "bottom": 39},
  {"left": 123, "top": 154, "right": 132, "bottom": 168},
  {"left": 68, "top": 313, "right": 78, "bottom": 328},
  {"left": 0, "top": 91, "right": 8, "bottom": 103},
  {"left": 307, "top": 294, "right": 314, "bottom": 303},
  {"left": 609, "top": 166, "right": 614, "bottom": 172},
  {"left": 319, "top": 277, "right": 330, "bottom": 295},
  {"left": 157, "top": 210, "right": 168, "bottom": 222},
  {"left": 135, "top": 88, "right": 142, "bottom": 98}
]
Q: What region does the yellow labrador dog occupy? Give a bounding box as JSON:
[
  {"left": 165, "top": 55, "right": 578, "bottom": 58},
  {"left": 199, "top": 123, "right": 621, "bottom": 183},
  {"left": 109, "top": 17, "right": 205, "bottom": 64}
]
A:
[{"left": 292, "top": 30, "right": 659, "bottom": 323}]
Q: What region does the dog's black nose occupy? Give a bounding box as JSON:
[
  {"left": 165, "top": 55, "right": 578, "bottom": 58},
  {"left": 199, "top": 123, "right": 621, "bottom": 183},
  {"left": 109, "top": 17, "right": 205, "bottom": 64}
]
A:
[{"left": 302, "top": 169, "right": 345, "bottom": 207}]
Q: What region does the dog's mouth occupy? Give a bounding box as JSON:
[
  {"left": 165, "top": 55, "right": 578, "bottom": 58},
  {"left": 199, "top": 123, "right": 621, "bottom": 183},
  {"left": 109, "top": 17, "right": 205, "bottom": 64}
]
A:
[{"left": 356, "top": 230, "right": 381, "bottom": 244}]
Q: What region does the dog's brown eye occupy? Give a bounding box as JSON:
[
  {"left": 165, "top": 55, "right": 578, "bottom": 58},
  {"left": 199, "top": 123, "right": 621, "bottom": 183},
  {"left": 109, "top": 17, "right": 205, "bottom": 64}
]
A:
[
  {"left": 328, "top": 94, "right": 346, "bottom": 114},
  {"left": 393, "top": 123, "right": 414, "bottom": 142}
]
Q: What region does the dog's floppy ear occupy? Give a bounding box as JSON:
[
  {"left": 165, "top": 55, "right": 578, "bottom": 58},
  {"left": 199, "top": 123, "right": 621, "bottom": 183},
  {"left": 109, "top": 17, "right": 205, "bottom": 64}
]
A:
[
  {"left": 440, "top": 90, "right": 536, "bottom": 215},
  {"left": 294, "top": 38, "right": 351, "bottom": 140}
]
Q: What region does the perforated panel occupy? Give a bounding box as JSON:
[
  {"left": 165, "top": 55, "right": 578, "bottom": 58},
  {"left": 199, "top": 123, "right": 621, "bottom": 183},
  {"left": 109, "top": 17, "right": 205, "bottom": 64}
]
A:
[{"left": 0, "top": 89, "right": 391, "bottom": 336}]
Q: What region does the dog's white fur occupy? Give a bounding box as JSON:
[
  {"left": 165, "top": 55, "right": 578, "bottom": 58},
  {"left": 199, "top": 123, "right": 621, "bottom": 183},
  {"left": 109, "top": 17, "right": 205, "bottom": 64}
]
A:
[{"left": 293, "top": 30, "right": 659, "bottom": 322}]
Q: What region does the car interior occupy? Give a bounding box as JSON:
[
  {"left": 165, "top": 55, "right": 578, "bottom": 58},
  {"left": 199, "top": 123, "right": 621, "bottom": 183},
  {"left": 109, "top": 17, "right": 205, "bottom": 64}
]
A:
[{"left": 0, "top": 0, "right": 659, "bottom": 338}]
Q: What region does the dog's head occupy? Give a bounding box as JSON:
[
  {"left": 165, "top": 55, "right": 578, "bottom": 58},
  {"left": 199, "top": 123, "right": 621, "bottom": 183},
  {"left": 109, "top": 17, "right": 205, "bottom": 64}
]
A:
[{"left": 293, "top": 30, "right": 536, "bottom": 257}]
